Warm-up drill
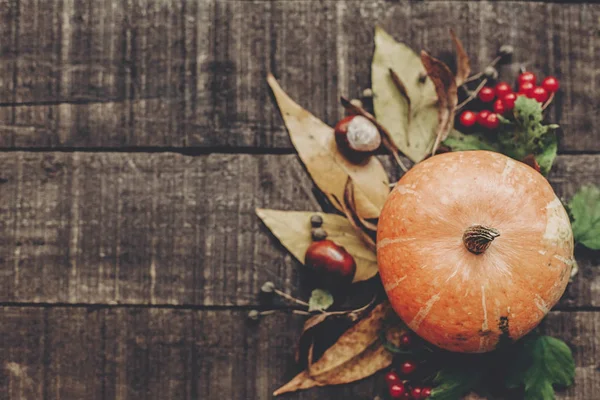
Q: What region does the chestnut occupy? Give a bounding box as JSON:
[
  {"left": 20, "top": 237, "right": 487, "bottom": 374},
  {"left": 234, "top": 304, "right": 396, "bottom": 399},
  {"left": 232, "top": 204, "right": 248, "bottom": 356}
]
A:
[
  {"left": 334, "top": 115, "right": 381, "bottom": 161},
  {"left": 304, "top": 239, "right": 356, "bottom": 288}
]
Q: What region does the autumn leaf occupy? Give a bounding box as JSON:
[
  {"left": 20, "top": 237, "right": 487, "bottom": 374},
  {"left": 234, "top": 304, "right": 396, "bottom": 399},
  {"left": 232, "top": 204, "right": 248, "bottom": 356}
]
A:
[
  {"left": 420, "top": 51, "right": 458, "bottom": 156},
  {"left": 333, "top": 177, "right": 376, "bottom": 252},
  {"left": 372, "top": 26, "right": 439, "bottom": 163},
  {"left": 450, "top": 29, "right": 471, "bottom": 86},
  {"left": 256, "top": 209, "right": 378, "bottom": 282},
  {"left": 274, "top": 302, "right": 404, "bottom": 396},
  {"left": 308, "top": 289, "right": 334, "bottom": 312},
  {"left": 267, "top": 74, "right": 390, "bottom": 219}
]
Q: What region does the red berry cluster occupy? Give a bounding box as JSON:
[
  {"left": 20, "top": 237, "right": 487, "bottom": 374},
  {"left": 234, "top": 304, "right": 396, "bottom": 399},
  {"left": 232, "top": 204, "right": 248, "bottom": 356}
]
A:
[
  {"left": 459, "top": 72, "right": 560, "bottom": 130},
  {"left": 383, "top": 333, "right": 432, "bottom": 399}
]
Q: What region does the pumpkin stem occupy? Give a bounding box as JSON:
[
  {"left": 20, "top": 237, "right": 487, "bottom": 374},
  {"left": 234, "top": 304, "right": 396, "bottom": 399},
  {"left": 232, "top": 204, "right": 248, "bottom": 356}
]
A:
[{"left": 463, "top": 225, "right": 500, "bottom": 255}]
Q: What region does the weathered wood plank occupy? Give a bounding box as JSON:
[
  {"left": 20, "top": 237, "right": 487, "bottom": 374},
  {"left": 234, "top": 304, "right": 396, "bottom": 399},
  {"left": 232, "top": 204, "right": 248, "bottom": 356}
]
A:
[
  {"left": 0, "top": 308, "right": 598, "bottom": 400},
  {"left": 0, "top": 1, "right": 597, "bottom": 151},
  {"left": 0, "top": 153, "right": 597, "bottom": 307}
]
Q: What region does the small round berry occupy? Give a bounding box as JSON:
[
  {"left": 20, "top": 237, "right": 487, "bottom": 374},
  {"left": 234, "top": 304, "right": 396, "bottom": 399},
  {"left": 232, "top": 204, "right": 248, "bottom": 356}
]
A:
[
  {"left": 399, "top": 333, "right": 412, "bottom": 347},
  {"left": 260, "top": 281, "right": 275, "bottom": 294},
  {"left": 532, "top": 86, "right": 549, "bottom": 103},
  {"left": 311, "top": 227, "right": 328, "bottom": 241},
  {"left": 518, "top": 81, "right": 535, "bottom": 98},
  {"left": 478, "top": 87, "right": 495, "bottom": 102},
  {"left": 400, "top": 360, "right": 417, "bottom": 375},
  {"left": 310, "top": 214, "right": 323, "bottom": 228},
  {"left": 493, "top": 99, "right": 505, "bottom": 115},
  {"left": 485, "top": 113, "right": 500, "bottom": 129},
  {"left": 477, "top": 110, "right": 491, "bottom": 127},
  {"left": 385, "top": 371, "right": 401, "bottom": 387},
  {"left": 495, "top": 82, "right": 512, "bottom": 98},
  {"left": 499, "top": 44, "right": 514, "bottom": 57},
  {"left": 247, "top": 310, "right": 260, "bottom": 321},
  {"left": 411, "top": 387, "right": 423, "bottom": 399},
  {"left": 389, "top": 383, "right": 406, "bottom": 399},
  {"left": 542, "top": 76, "right": 559, "bottom": 93},
  {"left": 349, "top": 98, "right": 363, "bottom": 109},
  {"left": 362, "top": 88, "right": 374, "bottom": 98},
  {"left": 484, "top": 66, "right": 498, "bottom": 80},
  {"left": 421, "top": 387, "right": 432, "bottom": 398},
  {"left": 518, "top": 71, "right": 536, "bottom": 87},
  {"left": 459, "top": 111, "right": 477, "bottom": 127},
  {"left": 502, "top": 93, "right": 517, "bottom": 110}
]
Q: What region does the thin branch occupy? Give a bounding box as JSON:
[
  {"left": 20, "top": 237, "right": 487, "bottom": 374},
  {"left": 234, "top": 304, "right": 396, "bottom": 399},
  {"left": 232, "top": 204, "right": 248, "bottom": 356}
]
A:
[
  {"left": 456, "top": 78, "right": 488, "bottom": 111},
  {"left": 542, "top": 92, "right": 555, "bottom": 111}
]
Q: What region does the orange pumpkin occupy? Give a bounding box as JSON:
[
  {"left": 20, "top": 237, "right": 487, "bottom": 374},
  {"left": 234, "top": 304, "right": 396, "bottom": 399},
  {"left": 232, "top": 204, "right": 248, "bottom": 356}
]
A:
[{"left": 377, "top": 151, "right": 574, "bottom": 353}]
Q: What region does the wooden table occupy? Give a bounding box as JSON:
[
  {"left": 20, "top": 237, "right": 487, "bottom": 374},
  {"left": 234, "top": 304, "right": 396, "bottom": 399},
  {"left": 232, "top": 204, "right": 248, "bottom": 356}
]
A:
[{"left": 0, "top": 1, "right": 598, "bottom": 399}]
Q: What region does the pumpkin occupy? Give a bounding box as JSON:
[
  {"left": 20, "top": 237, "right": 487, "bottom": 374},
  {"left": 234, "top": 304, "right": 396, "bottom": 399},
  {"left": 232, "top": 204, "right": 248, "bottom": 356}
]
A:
[{"left": 377, "top": 151, "right": 574, "bottom": 353}]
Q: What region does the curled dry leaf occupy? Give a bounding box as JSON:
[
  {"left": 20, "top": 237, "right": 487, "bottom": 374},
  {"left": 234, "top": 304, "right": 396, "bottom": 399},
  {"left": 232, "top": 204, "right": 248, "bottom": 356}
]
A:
[
  {"left": 372, "top": 26, "right": 440, "bottom": 163},
  {"left": 340, "top": 96, "right": 409, "bottom": 172},
  {"left": 267, "top": 74, "right": 389, "bottom": 219},
  {"left": 256, "top": 209, "right": 378, "bottom": 283},
  {"left": 450, "top": 29, "right": 471, "bottom": 86},
  {"left": 274, "top": 301, "right": 404, "bottom": 396},
  {"left": 420, "top": 51, "right": 458, "bottom": 156},
  {"left": 333, "top": 178, "right": 376, "bottom": 252}
]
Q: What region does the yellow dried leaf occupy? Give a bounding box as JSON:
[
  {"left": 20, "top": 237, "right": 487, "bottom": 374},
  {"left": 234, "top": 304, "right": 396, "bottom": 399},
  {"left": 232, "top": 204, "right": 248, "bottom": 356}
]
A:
[
  {"left": 273, "top": 301, "right": 404, "bottom": 396},
  {"left": 256, "top": 209, "right": 378, "bottom": 283},
  {"left": 267, "top": 74, "right": 389, "bottom": 219},
  {"left": 450, "top": 29, "right": 471, "bottom": 86}
]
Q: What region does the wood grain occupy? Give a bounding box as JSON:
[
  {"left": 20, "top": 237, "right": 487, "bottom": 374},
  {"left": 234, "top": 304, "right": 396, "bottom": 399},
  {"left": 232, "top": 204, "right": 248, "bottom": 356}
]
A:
[
  {"left": 0, "top": 0, "right": 596, "bottom": 151},
  {"left": 0, "top": 152, "right": 597, "bottom": 307},
  {"left": 0, "top": 307, "right": 597, "bottom": 400}
]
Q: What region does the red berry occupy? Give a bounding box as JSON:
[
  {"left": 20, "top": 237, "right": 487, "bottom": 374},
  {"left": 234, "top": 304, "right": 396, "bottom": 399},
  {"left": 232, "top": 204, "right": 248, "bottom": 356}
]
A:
[
  {"left": 400, "top": 333, "right": 412, "bottom": 347},
  {"left": 459, "top": 111, "right": 477, "bottom": 127},
  {"left": 389, "top": 383, "right": 406, "bottom": 398},
  {"left": 518, "top": 71, "right": 536, "bottom": 87},
  {"left": 400, "top": 360, "right": 417, "bottom": 375},
  {"left": 518, "top": 81, "right": 535, "bottom": 97},
  {"left": 485, "top": 113, "right": 500, "bottom": 129},
  {"left": 476, "top": 110, "right": 491, "bottom": 127},
  {"left": 532, "top": 86, "right": 549, "bottom": 103},
  {"left": 502, "top": 93, "right": 517, "bottom": 110},
  {"left": 495, "top": 82, "right": 512, "bottom": 98},
  {"left": 493, "top": 99, "right": 505, "bottom": 115},
  {"left": 478, "top": 87, "right": 495, "bottom": 102},
  {"left": 411, "top": 387, "right": 423, "bottom": 399},
  {"left": 385, "top": 371, "right": 401, "bottom": 387},
  {"left": 421, "top": 387, "right": 432, "bottom": 398},
  {"left": 542, "top": 76, "right": 559, "bottom": 93}
]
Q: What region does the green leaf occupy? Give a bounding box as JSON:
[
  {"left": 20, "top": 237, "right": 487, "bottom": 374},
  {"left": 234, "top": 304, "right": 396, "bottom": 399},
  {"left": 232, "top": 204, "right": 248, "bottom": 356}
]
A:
[
  {"left": 443, "top": 129, "right": 501, "bottom": 152},
  {"left": 534, "top": 131, "right": 558, "bottom": 176},
  {"left": 371, "top": 26, "right": 439, "bottom": 163},
  {"left": 505, "top": 336, "right": 575, "bottom": 400},
  {"left": 308, "top": 289, "right": 334, "bottom": 312},
  {"left": 568, "top": 185, "right": 600, "bottom": 249},
  {"left": 430, "top": 364, "right": 485, "bottom": 400}
]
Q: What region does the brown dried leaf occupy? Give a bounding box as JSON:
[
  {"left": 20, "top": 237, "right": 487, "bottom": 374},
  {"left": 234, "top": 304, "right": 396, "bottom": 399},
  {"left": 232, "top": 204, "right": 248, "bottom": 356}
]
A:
[
  {"left": 267, "top": 74, "right": 390, "bottom": 219},
  {"left": 340, "top": 96, "right": 409, "bottom": 172},
  {"left": 274, "top": 302, "right": 404, "bottom": 396},
  {"left": 450, "top": 29, "right": 471, "bottom": 86},
  {"left": 256, "top": 209, "right": 378, "bottom": 283},
  {"left": 389, "top": 68, "right": 412, "bottom": 130},
  {"left": 521, "top": 154, "right": 541, "bottom": 173},
  {"left": 420, "top": 51, "right": 458, "bottom": 156},
  {"left": 294, "top": 313, "right": 335, "bottom": 363},
  {"left": 342, "top": 178, "right": 377, "bottom": 247}
]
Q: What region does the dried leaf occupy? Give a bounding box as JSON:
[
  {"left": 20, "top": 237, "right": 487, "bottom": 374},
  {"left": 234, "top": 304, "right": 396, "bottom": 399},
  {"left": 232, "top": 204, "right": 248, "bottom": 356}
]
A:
[
  {"left": 340, "top": 96, "right": 409, "bottom": 172},
  {"left": 332, "top": 178, "right": 376, "bottom": 252},
  {"left": 372, "top": 26, "right": 440, "bottom": 162},
  {"left": 420, "top": 51, "right": 458, "bottom": 156},
  {"left": 308, "top": 289, "right": 334, "bottom": 312},
  {"left": 294, "top": 313, "right": 334, "bottom": 363},
  {"left": 389, "top": 68, "right": 411, "bottom": 129},
  {"left": 521, "top": 154, "right": 541, "bottom": 173},
  {"left": 274, "top": 302, "right": 404, "bottom": 396},
  {"left": 450, "top": 29, "right": 471, "bottom": 86},
  {"left": 256, "top": 209, "right": 378, "bottom": 283},
  {"left": 267, "top": 74, "right": 389, "bottom": 219}
]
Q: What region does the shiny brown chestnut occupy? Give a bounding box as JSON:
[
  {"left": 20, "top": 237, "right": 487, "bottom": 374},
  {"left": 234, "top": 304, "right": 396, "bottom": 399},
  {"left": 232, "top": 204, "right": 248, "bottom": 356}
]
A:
[
  {"left": 334, "top": 115, "right": 381, "bottom": 161},
  {"left": 304, "top": 239, "right": 356, "bottom": 288}
]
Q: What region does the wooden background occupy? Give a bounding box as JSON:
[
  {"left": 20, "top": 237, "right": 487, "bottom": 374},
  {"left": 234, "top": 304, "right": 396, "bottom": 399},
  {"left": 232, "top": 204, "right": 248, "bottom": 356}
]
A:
[{"left": 0, "top": 1, "right": 598, "bottom": 399}]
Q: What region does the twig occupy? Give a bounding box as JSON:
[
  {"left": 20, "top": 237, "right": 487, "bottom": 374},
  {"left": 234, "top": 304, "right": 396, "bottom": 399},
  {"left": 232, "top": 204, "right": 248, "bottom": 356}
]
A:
[
  {"left": 456, "top": 78, "right": 488, "bottom": 111},
  {"left": 460, "top": 55, "right": 501, "bottom": 86},
  {"left": 273, "top": 288, "right": 310, "bottom": 307},
  {"left": 542, "top": 92, "right": 555, "bottom": 111}
]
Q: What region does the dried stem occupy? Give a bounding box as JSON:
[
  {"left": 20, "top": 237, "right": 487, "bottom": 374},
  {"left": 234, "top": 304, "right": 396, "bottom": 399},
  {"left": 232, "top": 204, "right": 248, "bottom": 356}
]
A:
[
  {"left": 460, "top": 55, "right": 502, "bottom": 86},
  {"left": 456, "top": 78, "right": 488, "bottom": 111}
]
